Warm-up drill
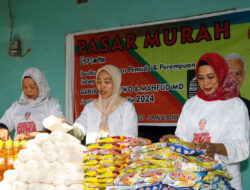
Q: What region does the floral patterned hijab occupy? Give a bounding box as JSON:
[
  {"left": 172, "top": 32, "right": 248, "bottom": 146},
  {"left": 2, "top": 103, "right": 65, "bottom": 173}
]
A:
[
  {"left": 195, "top": 53, "right": 238, "bottom": 101},
  {"left": 18, "top": 68, "right": 51, "bottom": 107}
]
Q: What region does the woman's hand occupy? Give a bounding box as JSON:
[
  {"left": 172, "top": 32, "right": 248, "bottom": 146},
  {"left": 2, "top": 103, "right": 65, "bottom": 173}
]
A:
[
  {"left": 159, "top": 134, "right": 179, "bottom": 143},
  {"left": 194, "top": 141, "right": 227, "bottom": 158},
  {"left": 14, "top": 131, "right": 49, "bottom": 141},
  {"left": 0, "top": 128, "right": 10, "bottom": 141}
]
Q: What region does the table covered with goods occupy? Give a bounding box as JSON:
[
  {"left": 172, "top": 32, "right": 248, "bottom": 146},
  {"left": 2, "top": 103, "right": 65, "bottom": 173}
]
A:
[{"left": 0, "top": 133, "right": 234, "bottom": 190}]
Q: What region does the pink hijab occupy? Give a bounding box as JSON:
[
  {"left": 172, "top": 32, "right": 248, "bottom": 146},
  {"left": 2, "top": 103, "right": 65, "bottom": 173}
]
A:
[{"left": 195, "top": 53, "right": 238, "bottom": 101}]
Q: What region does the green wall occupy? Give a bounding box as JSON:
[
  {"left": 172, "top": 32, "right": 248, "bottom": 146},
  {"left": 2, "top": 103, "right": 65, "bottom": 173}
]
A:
[{"left": 0, "top": 0, "right": 250, "bottom": 188}]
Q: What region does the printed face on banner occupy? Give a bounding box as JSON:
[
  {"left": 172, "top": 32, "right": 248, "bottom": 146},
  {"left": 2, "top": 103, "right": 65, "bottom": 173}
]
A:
[
  {"left": 227, "top": 59, "right": 246, "bottom": 92},
  {"left": 197, "top": 65, "right": 219, "bottom": 95}
]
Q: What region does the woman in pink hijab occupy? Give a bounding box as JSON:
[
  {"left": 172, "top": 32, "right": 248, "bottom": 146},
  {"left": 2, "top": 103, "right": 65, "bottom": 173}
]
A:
[
  {"left": 69, "top": 64, "right": 138, "bottom": 144},
  {"left": 160, "top": 53, "right": 249, "bottom": 190}
]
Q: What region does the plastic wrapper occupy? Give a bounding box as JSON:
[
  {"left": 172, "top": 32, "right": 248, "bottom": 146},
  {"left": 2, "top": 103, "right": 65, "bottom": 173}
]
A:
[
  {"left": 53, "top": 172, "right": 67, "bottom": 186},
  {"left": 69, "top": 184, "right": 83, "bottom": 190},
  {"left": 39, "top": 184, "right": 55, "bottom": 190},
  {"left": 0, "top": 181, "right": 12, "bottom": 190},
  {"left": 43, "top": 115, "right": 73, "bottom": 132},
  {"left": 51, "top": 161, "right": 65, "bottom": 172},
  {"left": 50, "top": 131, "right": 81, "bottom": 144},
  {"left": 17, "top": 170, "right": 29, "bottom": 183},
  {"left": 55, "top": 141, "right": 85, "bottom": 153},
  {"left": 173, "top": 160, "right": 206, "bottom": 172},
  {"left": 25, "top": 159, "right": 40, "bottom": 170},
  {"left": 4, "top": 169, "right": 18, "bottom": 183},
  {"left": 41, "top": 140, "right": 55, "bottom": 152},
  {"left": 167, "top": 138, "right": 199, "bottom": 156},
  {"left": 34, "top": 133, "right": 49, "bottom": 146},
  {"left": 13, "top": 159, "right": 26, "bottom": 171},
  {"left": 18, "top": 149, "right": 33, "bottom": 162},
  {"left": 162, "top": 170, "right": 203, "bottom": 188},
  {"left": 29, "top": 147, "right": 44, "bottom": 160},
  {"left": 39, "top": 160, "right": 51, "bottom": 171},
  {"left": 57, "top": 150, "right": 83, "bottom": 163},
  {"left": 133, "top": 142, "right": 169, "bottom": 154},
  {"left": 44, "top": 150, "right": 58, "bottom": 162},
  {"left": 27, "top": 171, "right": 41, "bottom": 184},
  {"left": 12, "top": 180, "right": 29, "bottom": 190},
  {"left": 54, "top": 185, "right": 68, "bottom": 190},
  {"left": 39, "top": 169, "right": 54, "bottom": 184},
  {"left": 184, "top": 155, "right": 219, "bottom": 171},
  {"left": 64, "top": 162, "right": 83, "bottom": 172},
  {"left": 28, "top": 183, "right": 41, "bottom": 190},
  {"left": 65, "top": 171, "right": 83, "bottom": 185},
  {"left": 26, "top": 139, "right": 41, "bottom": 151}
]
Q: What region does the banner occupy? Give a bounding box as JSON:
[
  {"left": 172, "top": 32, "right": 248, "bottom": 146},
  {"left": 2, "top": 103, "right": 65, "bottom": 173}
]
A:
[{"left": 73, "top": 10, "right": 250, "bottom": 125}]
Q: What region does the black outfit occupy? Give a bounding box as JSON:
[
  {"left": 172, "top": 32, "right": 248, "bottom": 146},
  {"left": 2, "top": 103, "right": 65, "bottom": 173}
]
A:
[{"left": 240, "top": 95, "right": 250, "bottom": 120}]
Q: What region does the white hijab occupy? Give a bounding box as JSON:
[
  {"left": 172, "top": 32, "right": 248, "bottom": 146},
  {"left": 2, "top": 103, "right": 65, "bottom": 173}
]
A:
[
  {"left": 18, "top": 68, "right": 51, "bottom": 107},
  {"left": 93, "top": 65, "right": 127, "bottom": 138}
]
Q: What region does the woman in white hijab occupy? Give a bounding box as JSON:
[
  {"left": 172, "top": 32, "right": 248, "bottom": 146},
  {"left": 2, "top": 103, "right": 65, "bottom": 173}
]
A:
[
  {"left": 0, "top": 68, "right": 65, "bottom": 141},
  {"left": 69, "top": 64, "right": 138, "bottom": 144}
]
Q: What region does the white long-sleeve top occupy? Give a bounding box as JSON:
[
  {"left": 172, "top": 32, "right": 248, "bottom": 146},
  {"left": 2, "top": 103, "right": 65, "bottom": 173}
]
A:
[
  {"left": 175, "top": 95, "right": 249, "bottom": 190},
  {"left": 0, "top": 98, "right": 64, "bottom": 137},
  {"left": 73, "top": 101, "right": 138, "bottom": 144}
]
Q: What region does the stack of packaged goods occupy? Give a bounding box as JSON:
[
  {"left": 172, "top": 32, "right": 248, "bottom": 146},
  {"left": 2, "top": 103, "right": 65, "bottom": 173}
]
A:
[
  {"left": 0, "top": 131, "right": 85, "bottom": 190},
  {"left": 107, "top": 138, "right": 233, "bottom": 190},
  {"left": 83, "top": 136, "right": 152, "bottom": 190},
  {"left": 0, "top": 140, "right": 26, "bottom": 181}
]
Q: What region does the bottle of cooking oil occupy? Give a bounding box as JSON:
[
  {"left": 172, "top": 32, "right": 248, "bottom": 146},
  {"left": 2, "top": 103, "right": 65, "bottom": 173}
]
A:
[
  {"left": 13, "top": 140, "right": 21, "bottom": 161},
  {"left": 4, "top": 140, "right": 14, "bottom": 170},
  {"left": 20, "top": 140, "right": 27, "bottom": 150},
  {"left": 0, "top": 140, "right": 6, "bottom": 181}
]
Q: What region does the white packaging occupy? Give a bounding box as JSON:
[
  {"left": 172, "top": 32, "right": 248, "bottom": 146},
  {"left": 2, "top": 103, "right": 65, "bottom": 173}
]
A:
[
  {"left": 39, "top": 160, "right": 51, "bottom": 171},
  {"left": 53, "top": 172, "right": 67, "bottom": 186},
  {"left": 68, "top": 184, "right": 83, "bottom": 190},
  {"left": 57, "top": 150, "right": 83, "bottom": 163},
  {"left": 3, "top": 169, "right": 18, "bottom": 183},
  {"left": 25, "top": 159, "right": 40, "bottom": 170},
  {"left": 28, "top": 183, "right": 40, "bottom": 190},
  {"left": 13, "top": 159, "right": 26, "bottom": 171},
  {"left": 49, "top": 131, "right": 66, "bottom": 142},
  {"left": 12, "top": 181, "right": 28, "bottom": 190},
  {"left": 34, "top": 133, "right": 49, "bottom": 146},
  {"left": 50, "top": 161, "right": 64, "bottom": 172},
  {"left": 17, "top": 170, "right": 29, "bottom": 183},
  {"left": 44, "top": 150, "right": 58, "bottom": 162},
  {"left": 39, "top": 184, "right": 54, "bottom": 190},
  {"left": 18, "top": 149, "right": 33, "bottom": 162},
  {"left": 26, "top": 171, "right": 40, "bottom": 184},
  {"left": 0, "top": 180, "right": 12, "bottom": 190},
  {"left": 64, "top": 162, "right": 83, "bottom": 172},
  {"left": 26, "top": 139, "right": 41, "bottom": 151},
  {"left": 41, "top": 140, "right": 55, "bottom": 152},
  {"left": 54, "top": 142, "right": 85, "bottom": 153},
  {"left": 39, "top": 169, "right": 54, "bottom": 184},
  {"left": 54, "top": 185, "right": 68, "bottom": 190},
  {"left": 43, "top": 115, "right": 73, "bottom": 133},
  {"left": 31, "top": 149, "right": 44, "bottom": 161},
  {"left": 65, "top": 171, "right": 83, "bottom": 186}
]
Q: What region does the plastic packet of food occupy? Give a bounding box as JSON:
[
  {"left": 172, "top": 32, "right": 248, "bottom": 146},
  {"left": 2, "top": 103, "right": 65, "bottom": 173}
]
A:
[
  {"left": 133, "top": 142, "right": 169, "bottom": 154},
  {"left": 162, "top": 170, "right": 203, "bottom": 188},
  {"left": 184, "top": 155, "right": 219, "bottom": 170},
  {"left": 173, "top": 160, "right": 206, "bottom": 172},
  {"left": 167, "top": 138, "right": 199, "bottom": 155}
]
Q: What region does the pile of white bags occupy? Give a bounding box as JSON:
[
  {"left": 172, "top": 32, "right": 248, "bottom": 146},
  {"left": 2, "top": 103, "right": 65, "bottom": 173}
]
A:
[{"left": 0, "top": 131, "right": 85, "bottom": 190}]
